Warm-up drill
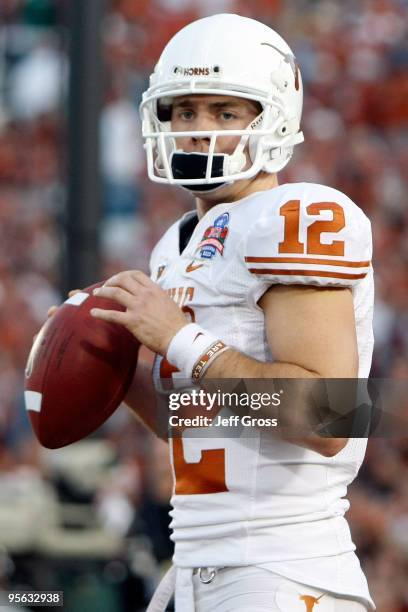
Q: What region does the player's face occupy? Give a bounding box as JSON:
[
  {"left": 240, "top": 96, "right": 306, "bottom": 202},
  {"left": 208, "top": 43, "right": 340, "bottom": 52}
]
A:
[{"left": 171, "top": 94, "right": 261, "bottom": 157}]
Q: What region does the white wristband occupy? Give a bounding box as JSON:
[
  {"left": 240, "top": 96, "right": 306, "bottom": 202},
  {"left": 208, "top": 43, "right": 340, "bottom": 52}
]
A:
[{"left": 166, "top": 323, "right": 229, "bottom": 381}]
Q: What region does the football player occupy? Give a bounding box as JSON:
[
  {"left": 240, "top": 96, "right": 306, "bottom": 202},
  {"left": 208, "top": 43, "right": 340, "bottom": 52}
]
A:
[{"left": 90, "top": 14, "right": 374, "bottom": 612}]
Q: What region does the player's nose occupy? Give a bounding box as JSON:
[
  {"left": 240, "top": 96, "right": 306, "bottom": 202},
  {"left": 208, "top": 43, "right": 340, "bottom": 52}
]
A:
[
  {"left": 191, "top": 114, "right": 214, "bottom": 152},
  {"left": 191, "top": 135, "right": 211, "bottom": 153}
]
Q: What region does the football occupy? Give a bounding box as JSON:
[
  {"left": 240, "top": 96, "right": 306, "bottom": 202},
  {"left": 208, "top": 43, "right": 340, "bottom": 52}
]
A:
[{"left": 24, "top": 282, "right": 140, "bottom": 449}]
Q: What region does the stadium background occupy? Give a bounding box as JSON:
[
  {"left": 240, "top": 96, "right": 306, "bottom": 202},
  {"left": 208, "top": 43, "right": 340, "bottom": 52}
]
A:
[{"left": 0, "top": 0, "right": 407, "bottom": 610}]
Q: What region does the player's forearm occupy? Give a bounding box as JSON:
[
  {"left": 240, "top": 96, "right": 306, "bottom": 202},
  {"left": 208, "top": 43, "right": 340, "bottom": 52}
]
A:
[
  {"left": 124, "top": 360, "right": 167, "bottom": 441},
  {"left": 204, "top": 347, "right": 318, "bottom": 379},
  {"left": 203, "top": 348, "right": 347, "bottom": 457}
]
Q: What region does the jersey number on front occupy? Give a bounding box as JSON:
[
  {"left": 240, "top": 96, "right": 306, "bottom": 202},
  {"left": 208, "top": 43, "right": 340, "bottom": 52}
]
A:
[{"left": 160, "top": 352, "right": 229, "bottom": 495}]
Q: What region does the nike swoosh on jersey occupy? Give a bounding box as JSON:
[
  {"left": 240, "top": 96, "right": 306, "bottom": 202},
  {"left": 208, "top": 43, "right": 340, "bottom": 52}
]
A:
[{"left": 185, "top": 262, "right": 204, "bottom": 273}]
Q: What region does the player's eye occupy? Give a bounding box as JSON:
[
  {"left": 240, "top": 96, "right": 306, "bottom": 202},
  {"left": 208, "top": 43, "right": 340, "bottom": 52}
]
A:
[
  {"left": 178, "top": 110, "right": 195, "bottom": 121},
  {"left": 220, "top": 111, "right": 237, "bottom": 121}
]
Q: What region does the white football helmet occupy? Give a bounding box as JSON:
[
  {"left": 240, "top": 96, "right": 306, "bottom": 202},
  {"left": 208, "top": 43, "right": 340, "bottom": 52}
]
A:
[{"left": 140, "top": 13, "right": 304, "bottom": 192}]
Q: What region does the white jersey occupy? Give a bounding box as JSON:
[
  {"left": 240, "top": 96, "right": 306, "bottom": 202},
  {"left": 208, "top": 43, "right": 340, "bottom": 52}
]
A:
[{"left": 150, "top": 182, "right": 375, "bottom": 608}]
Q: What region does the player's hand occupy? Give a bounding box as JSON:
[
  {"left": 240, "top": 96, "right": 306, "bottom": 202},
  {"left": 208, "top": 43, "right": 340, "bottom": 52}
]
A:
[
  {"left": 90, "top": 270, "right": 188, "bottom": 355},
  {"left": 33, "top": 290, "right": 81, "bottom": 342}
]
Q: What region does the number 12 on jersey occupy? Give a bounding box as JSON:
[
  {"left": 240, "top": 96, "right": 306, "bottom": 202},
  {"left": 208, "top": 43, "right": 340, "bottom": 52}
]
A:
[{"left": 279, "top": 200, "right": 345, "bottom": 256}]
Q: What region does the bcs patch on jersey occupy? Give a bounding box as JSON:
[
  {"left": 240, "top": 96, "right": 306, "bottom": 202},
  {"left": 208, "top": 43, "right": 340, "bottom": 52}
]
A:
[{"left": 196, "top": 213, "right": 229, "bottom": 260}]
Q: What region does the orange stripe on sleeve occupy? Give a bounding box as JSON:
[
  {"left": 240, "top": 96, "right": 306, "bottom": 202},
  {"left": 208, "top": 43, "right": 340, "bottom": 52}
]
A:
[
  {"left": 247, "top": 269, "right": 367, "bottom": 280},
  {"left": 245, "top": 256, "right": 370, "bottom": 268}
]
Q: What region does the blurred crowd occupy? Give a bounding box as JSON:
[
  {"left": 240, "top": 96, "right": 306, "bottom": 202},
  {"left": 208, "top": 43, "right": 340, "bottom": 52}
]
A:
[{"left": 0, "top": 0, "right": 407, "bottom": 610}]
